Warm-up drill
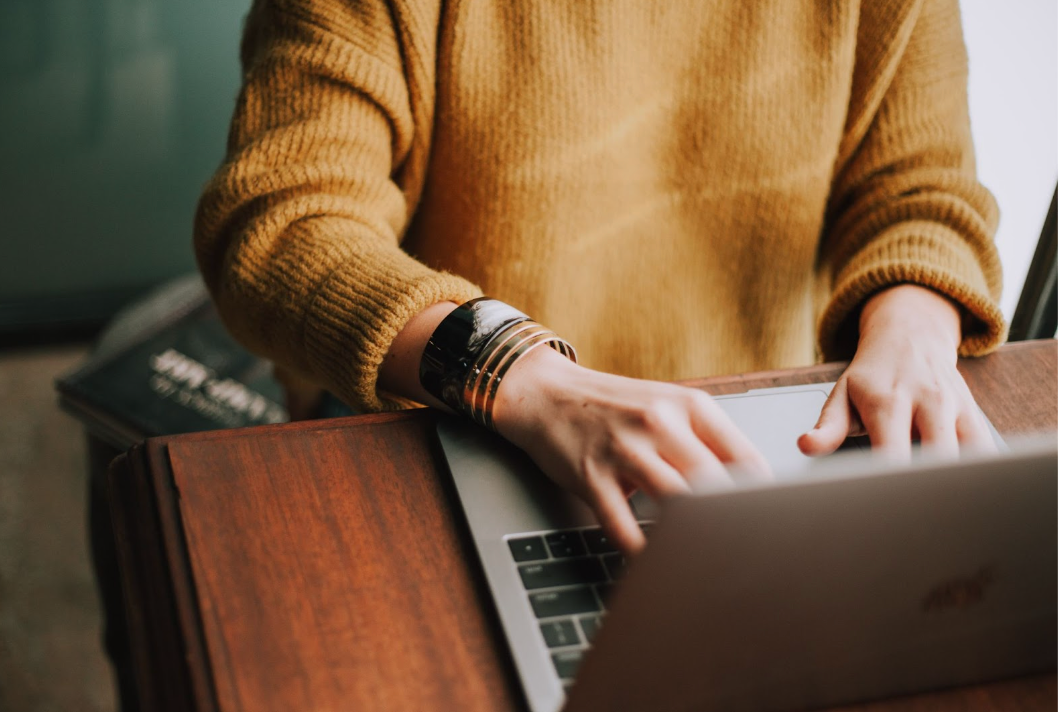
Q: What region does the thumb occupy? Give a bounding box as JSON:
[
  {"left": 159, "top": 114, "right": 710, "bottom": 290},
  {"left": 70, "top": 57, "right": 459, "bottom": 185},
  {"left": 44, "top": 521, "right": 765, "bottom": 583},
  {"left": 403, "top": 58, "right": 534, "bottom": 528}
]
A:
[{"left": 798, "top": 379, "right": 852, "bottom": 456}]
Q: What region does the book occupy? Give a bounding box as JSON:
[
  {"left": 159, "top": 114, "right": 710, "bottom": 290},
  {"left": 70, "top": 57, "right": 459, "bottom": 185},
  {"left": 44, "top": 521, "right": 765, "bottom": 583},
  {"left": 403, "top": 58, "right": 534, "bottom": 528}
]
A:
[{"left": 56, "top": 274, "right": 289, "bottom": 449}]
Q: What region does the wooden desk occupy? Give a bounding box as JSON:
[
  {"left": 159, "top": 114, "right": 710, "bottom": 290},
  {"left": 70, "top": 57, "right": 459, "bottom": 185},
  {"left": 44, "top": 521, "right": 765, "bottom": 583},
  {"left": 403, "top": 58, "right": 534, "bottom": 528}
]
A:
[{"left": 108, "top": 340, "right": 1058, "bottom": 712}]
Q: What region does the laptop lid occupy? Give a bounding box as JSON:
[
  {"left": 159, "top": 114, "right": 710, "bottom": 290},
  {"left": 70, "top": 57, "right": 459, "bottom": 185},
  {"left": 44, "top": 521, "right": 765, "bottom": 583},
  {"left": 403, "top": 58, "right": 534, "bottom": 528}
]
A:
[
  {"left": 565, "top": 440, "right": 1058, "bottom": 712},
  {"left": 437, "top": 383, "right": 848, "bottom": 712},
  {"left": 436, "top": 383, "right": 1010, "bottom": 712}
]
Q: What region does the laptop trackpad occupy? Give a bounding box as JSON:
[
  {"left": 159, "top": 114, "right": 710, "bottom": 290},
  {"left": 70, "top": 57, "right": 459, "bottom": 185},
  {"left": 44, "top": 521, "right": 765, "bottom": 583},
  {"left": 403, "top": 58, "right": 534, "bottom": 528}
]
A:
[
  {"left": 630, "top": 388, "right": 840, "bottom": 520},
  {"left": 715, "top": 388, "right": 835, "bottom": 474}
]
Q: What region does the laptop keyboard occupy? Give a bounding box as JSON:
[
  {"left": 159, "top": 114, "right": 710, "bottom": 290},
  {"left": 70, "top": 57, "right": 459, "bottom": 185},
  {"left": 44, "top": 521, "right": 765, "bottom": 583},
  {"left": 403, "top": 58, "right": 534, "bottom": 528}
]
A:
[{"left": 506, "top": 523, "right": 651, "bottom": 686}]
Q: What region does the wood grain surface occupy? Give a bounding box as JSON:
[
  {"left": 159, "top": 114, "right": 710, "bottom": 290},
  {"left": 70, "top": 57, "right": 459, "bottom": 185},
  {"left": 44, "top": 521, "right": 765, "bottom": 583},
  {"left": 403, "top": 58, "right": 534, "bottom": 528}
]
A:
[
  {"left": 166, "top": 416, "right": 526, "bottom": 712},
  {"left": 110, "top": 340, "right": 1057, "bottom": 712}
]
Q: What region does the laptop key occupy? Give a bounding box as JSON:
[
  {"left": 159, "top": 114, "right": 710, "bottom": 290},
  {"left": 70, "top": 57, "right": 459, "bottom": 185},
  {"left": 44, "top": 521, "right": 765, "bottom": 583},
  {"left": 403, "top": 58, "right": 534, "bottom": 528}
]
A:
[
  {"left": 582, "top": 528, "right": 618, "bottom": 554},
  {"left": 595, "top": 583, "right": 615, "bottom": 608},
  {"left": 545, "top": 530, "right": 587, "bottom": 558},
  {"left": 578, "top": 614, "right": 603, "bottom": 643},
  {"left": 529, "top": 588, "right": 601, "bottom": 618},
  {"left": 508, "top": 536, "right": 548, "bottom": 562},
  {"left": 519, "top": 558, "right": 606, "bottom": 590},
  {"left": 551, "top": 650, "right": 584, "bottom": 680},
  {"left": 602, "top": 553, "right": 626, "bottom": 580},
  {"left": 540, "top": 619, "right": 581, "bottom": 648}
]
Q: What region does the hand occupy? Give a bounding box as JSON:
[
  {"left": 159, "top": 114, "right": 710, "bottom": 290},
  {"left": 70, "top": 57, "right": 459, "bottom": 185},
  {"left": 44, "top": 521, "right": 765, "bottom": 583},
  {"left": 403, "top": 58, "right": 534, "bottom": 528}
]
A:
[
  {"left": 378, "top": 300, "right": 769, "bottom": 554},
  {"left": 799, "top": 284, "right": 996, "bottom": 459},
  {"left": 492, "top": 348, "right": 771, "bottom": 554}
]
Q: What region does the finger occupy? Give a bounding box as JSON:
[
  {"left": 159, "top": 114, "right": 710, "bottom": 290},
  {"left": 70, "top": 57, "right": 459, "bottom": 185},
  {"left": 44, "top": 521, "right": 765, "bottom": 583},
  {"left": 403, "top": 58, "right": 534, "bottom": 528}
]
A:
[
  {"left": 653, "top": 422, "right": 736, "bottom": 487},
  {"left": 913, "top": 400, "right": 959, "bottom": 459},
  {"left": 588, "top": 476, "right": 647, "bottom": 555},
  {"left": 956, "top": 406, "right": 999, "bottom": 454},
  {"left": 859, "top": 391, "right": 913, "bottom": 460},
  {"left": 657, "top": 419, "right": 761, "bottom": 489},
  {"left": 686, "top": 462, "right": 738, "bottom": 492},
  {"left": 686, "top": 393, "right": 770, "bottom": 475},
  {"left": 948, "top": 375, "right": 999, "bottom": 453},
  {"left": 623, "top": 447, "right": 693, "bottom": 499},
  {"left": 798, "top": 378, "right": 852, "bottom": 456},
  {"left": 674, "top": 442, "right": 738, "bottom": 490}
]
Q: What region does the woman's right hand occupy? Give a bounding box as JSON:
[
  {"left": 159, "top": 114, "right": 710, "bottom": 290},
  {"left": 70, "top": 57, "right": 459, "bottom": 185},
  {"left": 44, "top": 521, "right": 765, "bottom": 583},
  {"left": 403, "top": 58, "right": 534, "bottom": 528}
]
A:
[
  {"left": 378, "top": 301, "right": 770, "bottom": 555},
  {"left": 491, "top": 347, "right": 771, "bottom": 554}
]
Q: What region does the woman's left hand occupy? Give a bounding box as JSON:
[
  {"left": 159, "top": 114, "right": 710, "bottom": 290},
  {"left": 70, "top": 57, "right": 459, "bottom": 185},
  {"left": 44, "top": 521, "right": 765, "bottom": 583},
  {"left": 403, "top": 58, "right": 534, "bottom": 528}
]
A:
[{"left": 798, "top": 284, "right": 996, "bottom": 459}]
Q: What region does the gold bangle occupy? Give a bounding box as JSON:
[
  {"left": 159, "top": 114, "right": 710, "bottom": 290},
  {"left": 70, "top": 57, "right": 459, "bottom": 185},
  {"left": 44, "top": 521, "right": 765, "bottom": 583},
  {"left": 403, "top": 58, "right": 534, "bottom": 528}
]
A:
[
  {"left": 464, "top": 322, "right": 553, "bottom": 426},
  {"left": 459, "top": 320, "right": 576, "bottom": 429},
  {"left": 451, "top": 313, "right": 576, "bottom": 430},
  {"left": 462, "top": 321, "right": 545, "bottom": 424},
  {"left": 481, "top": 332, "right": 564, "bottom": 431}
]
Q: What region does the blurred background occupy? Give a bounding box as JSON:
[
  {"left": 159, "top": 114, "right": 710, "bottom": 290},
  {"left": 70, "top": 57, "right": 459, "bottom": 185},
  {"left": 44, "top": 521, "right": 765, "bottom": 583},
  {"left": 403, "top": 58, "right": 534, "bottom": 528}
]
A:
[
  {"left": 0, "top": 0, "right": 248, "bottom": 342},
  {"left": 0, "top": 2, "right": 252, "bottom": 711},
  {"left": 0, "top": 1, "right": 1054, "bottom": 711}
]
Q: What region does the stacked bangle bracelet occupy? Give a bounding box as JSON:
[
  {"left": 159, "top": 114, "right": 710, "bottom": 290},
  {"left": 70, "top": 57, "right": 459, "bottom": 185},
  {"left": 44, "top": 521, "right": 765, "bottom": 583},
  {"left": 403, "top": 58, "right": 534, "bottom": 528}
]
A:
[{"left": 419, "top": 297, "right": 577, "bottom": 429}]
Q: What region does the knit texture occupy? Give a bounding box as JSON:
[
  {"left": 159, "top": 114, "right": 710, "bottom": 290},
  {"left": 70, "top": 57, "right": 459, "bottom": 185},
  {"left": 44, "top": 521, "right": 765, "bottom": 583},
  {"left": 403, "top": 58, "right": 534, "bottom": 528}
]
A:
[{"left": 194, "top": 0, "right": 1004, "bottom": 412}]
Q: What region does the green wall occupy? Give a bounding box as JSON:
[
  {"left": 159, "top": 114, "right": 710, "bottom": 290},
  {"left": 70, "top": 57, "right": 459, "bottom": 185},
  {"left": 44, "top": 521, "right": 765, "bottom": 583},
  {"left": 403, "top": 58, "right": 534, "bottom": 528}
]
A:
[{"left": 0, "top": 0, "right": 250, "bottom": 334}]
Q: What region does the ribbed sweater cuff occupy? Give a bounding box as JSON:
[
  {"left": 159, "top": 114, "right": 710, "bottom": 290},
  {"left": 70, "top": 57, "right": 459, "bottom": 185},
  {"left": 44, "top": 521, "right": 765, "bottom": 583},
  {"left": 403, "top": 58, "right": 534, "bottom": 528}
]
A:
[
  {"left": 819, "top": 223, "right": 1007, "bottom": 361},
  {"left": 303, "top": 247, "right": 482, "bottom": 412}
]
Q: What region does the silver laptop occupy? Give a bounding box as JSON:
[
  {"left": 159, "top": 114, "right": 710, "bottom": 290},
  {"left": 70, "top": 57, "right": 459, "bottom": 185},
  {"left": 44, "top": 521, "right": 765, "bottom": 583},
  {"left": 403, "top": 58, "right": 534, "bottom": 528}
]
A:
[{"left": 435, "top": 383, "right": 1056, "bottom": 712}]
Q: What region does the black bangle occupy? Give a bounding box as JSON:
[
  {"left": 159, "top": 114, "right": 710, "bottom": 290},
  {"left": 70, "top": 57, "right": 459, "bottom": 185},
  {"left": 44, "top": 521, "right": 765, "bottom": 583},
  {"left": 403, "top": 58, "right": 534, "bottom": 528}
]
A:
[{"left": 419, "top": 298, "right": 530, "bottom": 411}]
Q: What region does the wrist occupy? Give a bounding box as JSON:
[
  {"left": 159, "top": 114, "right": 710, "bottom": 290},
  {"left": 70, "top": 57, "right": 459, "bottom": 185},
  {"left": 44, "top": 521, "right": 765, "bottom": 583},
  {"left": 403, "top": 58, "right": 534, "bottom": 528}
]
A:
[
  {"left": 379, "top": 301, "right": 459, "bottom": 409},
  {"left": 416, "top": 297, "right": 577, "bottom": 429},
  {"left": 491, "top": 346, "right": 581, "bottom": 440},
  {"left": 859, "top": 284, "right": 961, "bottom": 350}
]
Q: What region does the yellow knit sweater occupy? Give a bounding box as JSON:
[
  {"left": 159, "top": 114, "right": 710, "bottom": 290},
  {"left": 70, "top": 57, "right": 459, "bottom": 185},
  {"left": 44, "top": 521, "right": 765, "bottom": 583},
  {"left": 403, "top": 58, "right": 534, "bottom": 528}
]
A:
[{"left": 194, "top": 0, "right": 1005, "bottom": 412}]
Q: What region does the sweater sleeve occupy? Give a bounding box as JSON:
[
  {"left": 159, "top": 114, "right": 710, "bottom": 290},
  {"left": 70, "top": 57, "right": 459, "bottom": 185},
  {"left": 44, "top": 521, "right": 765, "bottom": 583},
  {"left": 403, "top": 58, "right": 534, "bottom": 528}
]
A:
[
  {"left": 193, "top": 0, "right": 481, "bottom": 412},
  {"left": 816, "top": 0, "right": 1005, "bottom": 361}
]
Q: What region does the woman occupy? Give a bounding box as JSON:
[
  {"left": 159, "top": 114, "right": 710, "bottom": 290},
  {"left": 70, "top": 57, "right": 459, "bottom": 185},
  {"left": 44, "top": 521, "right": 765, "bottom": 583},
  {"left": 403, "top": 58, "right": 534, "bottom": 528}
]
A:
[{"left": 195, "top": 0, "right": 1005, "bottom": 552}]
